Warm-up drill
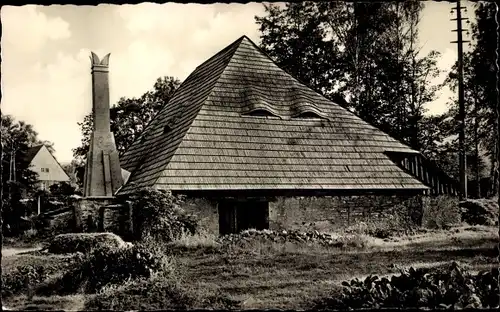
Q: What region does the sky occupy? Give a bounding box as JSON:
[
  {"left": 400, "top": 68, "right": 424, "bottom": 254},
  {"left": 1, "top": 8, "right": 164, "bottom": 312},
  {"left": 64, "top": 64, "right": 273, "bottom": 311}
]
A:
[{"left": 1, "top": 1, "right": 476, "bottom": 164}]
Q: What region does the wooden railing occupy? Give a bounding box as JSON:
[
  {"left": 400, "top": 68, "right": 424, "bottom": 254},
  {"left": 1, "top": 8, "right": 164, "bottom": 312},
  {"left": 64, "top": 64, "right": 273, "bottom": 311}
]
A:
[{"left": 386, "top": 152, "right": 461, "bottom": 196}]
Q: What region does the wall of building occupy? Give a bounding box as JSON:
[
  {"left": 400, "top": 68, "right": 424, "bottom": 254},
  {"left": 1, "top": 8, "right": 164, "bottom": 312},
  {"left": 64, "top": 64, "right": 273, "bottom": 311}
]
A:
[
  {"left": 180, "top": 198, "right": 219, "bottom": 234},
  {"left": 268, "top": 195, "right": 422, "bottom": 232},
  {"left": 61, "top": 195, "right": 424, "bottom": 237},
  {"left": 180, "top": 195, "right": 423, "bottom": 235}
]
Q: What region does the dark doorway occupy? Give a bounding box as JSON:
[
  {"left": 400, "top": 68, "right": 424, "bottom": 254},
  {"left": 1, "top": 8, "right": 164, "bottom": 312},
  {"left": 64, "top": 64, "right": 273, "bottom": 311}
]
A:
[{"left": 218, "top": 199, "right": 269, "bottom": 235}]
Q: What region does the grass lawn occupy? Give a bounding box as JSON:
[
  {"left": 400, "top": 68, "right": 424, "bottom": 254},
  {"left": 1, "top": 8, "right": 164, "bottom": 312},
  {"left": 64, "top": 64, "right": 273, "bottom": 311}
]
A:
[
  {"left": 2, "top": 225, "right": 498, "bottom": 310},
  {"left": 173, "top": 226, "right": 498, "bottom": 309}
]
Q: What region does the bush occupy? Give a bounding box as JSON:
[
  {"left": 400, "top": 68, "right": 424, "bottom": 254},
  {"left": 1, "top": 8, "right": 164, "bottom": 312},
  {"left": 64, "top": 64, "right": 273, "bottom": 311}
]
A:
[
  {"left": 217, "top": 229, "right": 370, "bottom": 250},
  {"left": 422, "top": 196, "right": 461, "bottom": 229},
  {"left": 47, "top": 232, "right": 128, "bottom": 254},
  {"left": 45, "top": 242, "right": 174, "bottom": 295},
  {"left": 129, "top": 188, "right": 199, "bottom": 242},
  {"left": 318, "top": 262, "right": 499, "bottom": 310},
  {"left": 27, "top": 211, "right": 75, "bottom": 239},
  {"left": 460, "top": 199, "right": 498, "bottom": 226},
  {"left": 2, "top": 264, "right": 48, "bottom": 299},
  {"left": 84, "top": 276, "right": 193, "bottom": 310}
]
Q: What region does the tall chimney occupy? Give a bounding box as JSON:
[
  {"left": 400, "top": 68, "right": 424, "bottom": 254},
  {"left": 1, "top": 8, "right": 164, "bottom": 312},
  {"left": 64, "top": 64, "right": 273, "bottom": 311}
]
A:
[
  {"left": 91, "top": 52, "right": 111, "bottom": 133},
  {"left": 83, "top": 52, "right": 124, "bottom": 197}
]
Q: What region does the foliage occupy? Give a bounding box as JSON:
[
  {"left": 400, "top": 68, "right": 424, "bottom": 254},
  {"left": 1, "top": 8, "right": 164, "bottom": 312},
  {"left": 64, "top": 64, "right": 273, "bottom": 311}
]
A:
[
  {"left": 127, "top": 188, "right": 198, "bottom": 242},
  {"left": 459, "top": 198, "right": 498, "bottom": 226},
  {"left": 46, "top": 232, "right": 128, "bottom": 254},
  {"left": 2, "top": 181, "right": 34, "bottom": 236},
  {"left": 1, "top": 114, "right": 51, "bottom": 191},
  {"left": 29, "top": 211, "right": 76, "bottom": 239},
  {"left": 320, "top": 262, "right": 499, "bottom": 310},
  {"left": 84, "top": 275, "right": 194, "bottom": 311},
  {"left": 1, "top": 264, "right": 48, "bottom": 299},
  {"left": 169, "top": 230, "right": 221, "bottom": 253},
  {"left": 52, "top": 244, "right": 173, "bottom": 294},
  {"left": 48, "top": 182, "right": 78, "bottom": 197},
  {"left": 255, "top": 2, "right": 441, "bottom": 150},
  {"left": 218, "top": 229, "right": 370, "bottom": 251},
  {"left": 73, "top": 76, "right": 180, "bottom": 163},
  {"left": 422, "top": 196, "right": 461, "bottom": 230},
  {"left": 1, "top": 114, "right": 55, "bottom": 237}
]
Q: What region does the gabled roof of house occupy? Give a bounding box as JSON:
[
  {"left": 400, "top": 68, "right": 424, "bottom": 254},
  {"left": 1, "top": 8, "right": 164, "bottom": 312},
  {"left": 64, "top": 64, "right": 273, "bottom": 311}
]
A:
[
  {"left": 118, "top": 35, "right": 428, "bottom": 195},
  {"left": 24, "top": 145, "right": 44, "bottom": 164},
  {"left": 24, "top": 144, "right": 70, "bottom": 181}
]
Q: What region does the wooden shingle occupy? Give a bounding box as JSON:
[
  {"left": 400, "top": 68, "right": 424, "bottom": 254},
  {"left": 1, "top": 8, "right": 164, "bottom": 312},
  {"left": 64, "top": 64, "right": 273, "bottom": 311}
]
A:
[{"left": 118, "top": 36, "right": 428, "bottom": 195}]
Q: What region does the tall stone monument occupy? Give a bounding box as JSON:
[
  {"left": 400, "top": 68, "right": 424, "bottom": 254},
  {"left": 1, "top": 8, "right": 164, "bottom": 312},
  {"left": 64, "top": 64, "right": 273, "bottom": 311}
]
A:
[{"left": 83, "top": 52, "right": 123, "bottom": 197}]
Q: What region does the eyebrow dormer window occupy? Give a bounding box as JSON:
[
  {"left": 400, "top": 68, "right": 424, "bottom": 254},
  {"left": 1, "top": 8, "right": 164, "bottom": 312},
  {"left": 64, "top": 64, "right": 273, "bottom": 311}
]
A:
[
  {"left": 291, "top": 104, "right": 329, "bottom": 120},
  {"left": 293, "top": 111, "right": 325, "bottom": 119},
  {"left": 241, "top": 87, "right": 282, "bottom": 119},
  {"left": 243, "top": 108, "right": 281, "bottom": 118},
  {"left": 242, "top": 106, "right": 282, "bottom": 119},
  {"left": 289, "top": 87, "right": 329, "bottom": 120}
]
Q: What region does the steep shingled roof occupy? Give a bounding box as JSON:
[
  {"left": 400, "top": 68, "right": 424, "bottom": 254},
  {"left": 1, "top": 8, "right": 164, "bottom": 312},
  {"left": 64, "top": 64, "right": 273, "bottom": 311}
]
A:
[{"left": 118, "top": 36, "right": 428, "bottom": 195}]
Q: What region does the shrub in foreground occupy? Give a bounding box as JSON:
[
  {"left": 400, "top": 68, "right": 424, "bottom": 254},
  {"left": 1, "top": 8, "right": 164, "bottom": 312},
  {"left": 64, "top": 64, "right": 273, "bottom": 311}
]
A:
[
  {"left": 46, "top": 232, "right": 128, "bottom": 254},
  {"left": 85, "top": 274, "right": 243, "bottom": 310},
  {"left": 2, "top": 265, "right": 48, "bottom": 299},
  {"left": 84, "top": 276, "right": 193, "bottom": 310},
  {"left": 47, "top": 243, "right": 173, "bottom": 294},
  {"left": 318, "top": 262, "right": 499, "bottom": 310}
]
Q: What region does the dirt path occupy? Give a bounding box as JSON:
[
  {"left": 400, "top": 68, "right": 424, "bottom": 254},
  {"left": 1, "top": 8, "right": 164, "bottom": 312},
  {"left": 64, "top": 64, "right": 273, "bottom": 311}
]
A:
[{"left": 2, "top": 247, "right": 42, "bottom": 257}]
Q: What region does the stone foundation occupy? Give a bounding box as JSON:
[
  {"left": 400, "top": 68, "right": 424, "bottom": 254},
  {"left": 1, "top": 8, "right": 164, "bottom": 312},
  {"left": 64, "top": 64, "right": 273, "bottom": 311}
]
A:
[
  {"left": 179, "top": 195, "right": 424, "bottom": 235},
  {"left": 73, "top": 197, "right": 115, "bottom": 232},
  {"left": 268, "top": 195, "right": 423, "bottom": 232}
]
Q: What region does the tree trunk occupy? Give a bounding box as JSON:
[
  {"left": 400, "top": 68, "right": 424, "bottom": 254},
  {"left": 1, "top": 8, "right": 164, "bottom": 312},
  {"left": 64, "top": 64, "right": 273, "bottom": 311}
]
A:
[
  {"left": 409, "top": 9, "right": 419, "bottom": 150},
  {"left": 473, "top": 90, "right": 481, "bottom": 198},
  {"left": 1, "top": 135, "right": 4, "bottom": 311},
  {"left": 492, "top": 142, "right": 499, "bottom": 197},
  {"left": 495, "top": 0, "right": 500, "bottom": 287}
]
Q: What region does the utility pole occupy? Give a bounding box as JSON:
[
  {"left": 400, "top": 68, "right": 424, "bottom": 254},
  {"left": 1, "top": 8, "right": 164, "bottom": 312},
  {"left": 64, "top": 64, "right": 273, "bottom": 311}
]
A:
[{"left": 451, "top": 0, "right": 470, "bottom": 200}]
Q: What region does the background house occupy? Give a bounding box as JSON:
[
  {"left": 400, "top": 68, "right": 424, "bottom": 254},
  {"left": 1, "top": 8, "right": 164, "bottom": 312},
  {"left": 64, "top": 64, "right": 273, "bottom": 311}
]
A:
[{"left": 25, "top": 145, "right": 70, "bottom": 191}]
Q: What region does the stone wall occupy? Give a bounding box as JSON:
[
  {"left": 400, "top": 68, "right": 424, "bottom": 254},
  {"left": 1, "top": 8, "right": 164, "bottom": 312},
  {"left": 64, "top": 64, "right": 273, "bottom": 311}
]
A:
[
  {"left": 179, "top": 195, "right": 423, "bottom": 235},
  {"left": 269, "top": 195, "right": 423, "bottom": 232},
  {"left": 180, "top": 198, "right": 219, "bottom": 234},
  {"left": 73, "top": 197, "right": 114, "bottom": 232},
  {"left": 102, "top": 207, "right": 122, "bottom": 233},
  {"left": 66, "top": 195, "right": 424, "bottom": 236}
]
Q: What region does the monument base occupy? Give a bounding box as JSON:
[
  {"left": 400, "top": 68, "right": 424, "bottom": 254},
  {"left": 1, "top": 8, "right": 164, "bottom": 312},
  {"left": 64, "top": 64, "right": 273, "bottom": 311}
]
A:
[{"left": 74, "top": 196, "right": 115, "bottom": 232}]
